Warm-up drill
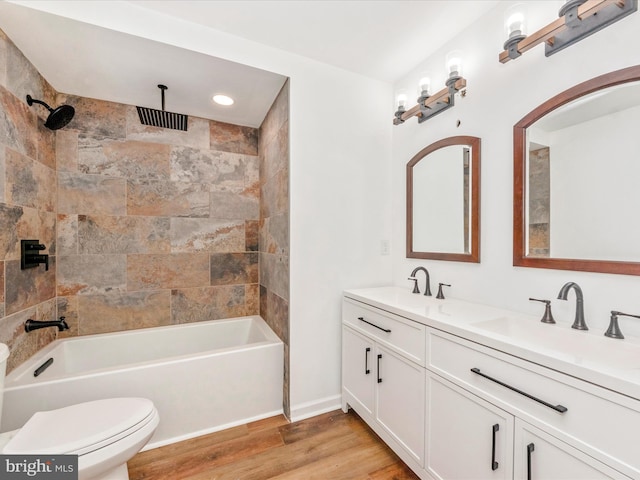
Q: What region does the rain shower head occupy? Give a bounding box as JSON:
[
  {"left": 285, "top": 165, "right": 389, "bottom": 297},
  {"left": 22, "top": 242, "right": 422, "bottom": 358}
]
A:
[
  {"left": 26, "top": 95, "right": 75, "bottom": 130},
  {"left": 136, "top": 84, "right": 188, "bottom": 131}
]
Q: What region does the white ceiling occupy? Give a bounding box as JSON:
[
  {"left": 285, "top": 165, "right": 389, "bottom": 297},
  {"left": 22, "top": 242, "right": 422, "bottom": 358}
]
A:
[{"left": 0, "top": 0, "right": 501, "bottom": 127}]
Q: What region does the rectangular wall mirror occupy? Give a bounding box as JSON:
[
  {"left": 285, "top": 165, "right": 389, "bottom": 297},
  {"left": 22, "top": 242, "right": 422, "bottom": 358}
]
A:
[
  {"left": 407, "top": 136, "right": 480, "bottom": 263},
  {"left": 514, "top": 65, "right": 640, "bottom": 275}
]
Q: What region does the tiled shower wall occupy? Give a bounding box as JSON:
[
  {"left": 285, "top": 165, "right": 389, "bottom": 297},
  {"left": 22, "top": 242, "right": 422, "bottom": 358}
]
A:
[
  {"left": 54, "top": 95, "right": 260, "bottom": 339},
  {"left": 0, "top": 30, "right": 58, "bottom": 372},
  {"left": 259, "top": 82, "right": 290, "bottom": 416},
  {"left": 0, "top": 29, "right": 289, "bottom": 378}
]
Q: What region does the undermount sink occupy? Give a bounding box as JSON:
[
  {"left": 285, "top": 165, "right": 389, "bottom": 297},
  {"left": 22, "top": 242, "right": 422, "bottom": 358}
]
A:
[{"left": 472, "top": 317, "right": 640, "bottom": 371}]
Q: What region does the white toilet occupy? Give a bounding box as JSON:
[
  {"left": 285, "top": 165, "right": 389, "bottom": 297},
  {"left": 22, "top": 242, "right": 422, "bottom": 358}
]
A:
[{"left": 0, "top": 343, "right": 159, "bottom": 480}]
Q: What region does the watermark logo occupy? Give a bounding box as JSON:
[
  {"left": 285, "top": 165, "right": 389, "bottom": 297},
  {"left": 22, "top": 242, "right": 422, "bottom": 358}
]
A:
[{"left": 0, "top": 455, "right": 78, "bottom": 479}]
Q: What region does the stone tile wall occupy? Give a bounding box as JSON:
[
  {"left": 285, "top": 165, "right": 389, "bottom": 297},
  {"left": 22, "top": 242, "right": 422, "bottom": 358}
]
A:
[
  {"left": 529, "top": 147, "right": 550, "bottom": 257},
  {"left": 259, "top": 81, "right": 290, "bottom": 416},
  {"left": 55, "top": 94, "right": 261, "bottom": 337},
  {"left": 0, "top": 28, "right": 273, "bottom": 374},
  {"left": 0, "top": 30, "right": 58, "bottom": 372}
]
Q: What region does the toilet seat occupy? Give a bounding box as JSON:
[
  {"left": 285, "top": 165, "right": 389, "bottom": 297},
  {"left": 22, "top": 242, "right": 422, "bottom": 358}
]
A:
[{"left": 3, "top": 398, "right": 156, "bottom": 456}]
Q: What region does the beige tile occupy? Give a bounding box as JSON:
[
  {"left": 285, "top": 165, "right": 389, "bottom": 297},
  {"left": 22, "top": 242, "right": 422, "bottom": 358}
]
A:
[
  {"left": 56, "top": 295, "right": 79, "bottom": 338},
  {"left": 6, "top": 39, "right": 45, "bottom": 112},
  {"left": 58, "top": 172, "right": 126, "bottom": 215},
  {"left": 78, "top": 137, "right": 171, "bottom": 180},
  {"left": 210, "top": 120, "right": 258, "bottom": 155},
  {"left": 171, "top": 284, "right": 258, "bottom": 324},
  {"left": 127, "top": 253, "right": 210, "bottom": 291},
  {"left": 260, "top": 253, "right": 289, "bottom": 302},
  {"left": 5, "top": 148, "right": 56, "bottom": 212},
  {"left": 57, "top": 254, "right": 127, "bottom": 296},
  {"left": 56, "top": 129, "right": 79, "bottom": 172},
  {"left": 77, "top": 290, "right": 172, "bottom": 335},
  {"left": 210, "top": 188, "right": 259, "bottom": 220},
  {"left": 57, "top": 214, "right": 78, "bottom": 255},
  {"left": 57, "top": 94, "right": 127, "bottom": 139},
  {"left": 37, "top": 120, "right": 56, "bottom": 170},
  {"left": 171, "top": 146, "right": 250, "bottom": 189},
  {"left": 127, "top": 180, "right": 209, "bottom": 217},
  {"left": 78, "top": 214, "right": 170, "bottom": 254},
  {"left": 210, "top": 252, "right": 258, "bottom": 286},
  {"left": 0, "top": 29, "right": 7, "bottom": 89},
  {"left": 0, "top": 85, "right": 37, "bottom": 159},
  {"left": 170, "top": 218, "right": 245, "bottom": 253}
]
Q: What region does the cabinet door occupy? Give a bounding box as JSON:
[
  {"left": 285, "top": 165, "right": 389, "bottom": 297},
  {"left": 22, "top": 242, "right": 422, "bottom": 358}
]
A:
[
  {"left": 426, "top": 373, "right": 514, "bottom": 480},
  {"left": 514, "top": 420, "right": 630, "bottom": 480},
  {"left": 375, "top": 344, "right": 426, "bottom": 466},
  {"left": 342, "top": 326, "right": 375, "bottom": 416}
]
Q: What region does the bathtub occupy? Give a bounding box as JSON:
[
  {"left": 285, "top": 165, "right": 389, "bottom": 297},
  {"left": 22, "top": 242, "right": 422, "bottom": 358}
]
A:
[{"left": 1, "top": 316, "right": 283, "bottom": 449}]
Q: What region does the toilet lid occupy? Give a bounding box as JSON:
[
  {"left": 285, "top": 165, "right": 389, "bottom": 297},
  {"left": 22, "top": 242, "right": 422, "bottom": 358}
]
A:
[{"left": 3, "top": 398, "right": 155, "bottom": 455}]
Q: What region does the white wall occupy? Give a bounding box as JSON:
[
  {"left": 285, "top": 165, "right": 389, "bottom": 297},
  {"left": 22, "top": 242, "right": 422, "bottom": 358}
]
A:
[
  {"left": 392, "top": 2, "right": 640, "bottom": 337},
  {"left": 18, "top": 1, "right": 393, "bottom": 420}
]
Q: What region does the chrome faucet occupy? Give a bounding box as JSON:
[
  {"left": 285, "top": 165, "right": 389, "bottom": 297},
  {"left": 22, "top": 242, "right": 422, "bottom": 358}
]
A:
[
  {"left": 557, "top": 282, "right": 588, "bottom": 330},
  {"left": 25, "top": 317, "right": 69, "bottom": 333},
  {"left": 408, "top": 266, "right": 432, "bottom": 296}
]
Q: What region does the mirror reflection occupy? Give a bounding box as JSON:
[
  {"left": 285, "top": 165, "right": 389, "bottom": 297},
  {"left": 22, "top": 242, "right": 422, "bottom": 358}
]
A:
[
  {"left": 407, "top": 136, "right": 480, "bottom": 263},
  {"left": 526, "top": 81, "right": 640, "bottom": 261},
  {"left": 514, "top": 65, "right": 640, "bottom": 275}
]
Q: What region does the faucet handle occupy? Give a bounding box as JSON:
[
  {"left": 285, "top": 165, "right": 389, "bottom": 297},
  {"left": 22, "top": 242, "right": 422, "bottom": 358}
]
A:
[
  {"left": 407, "top": 277, "right": 420, "bottom": 294},
  {"left": 436, "top": 283, "right": 451, "bottom": 299},
  {"left": 529, "top": 298, "right": 556, "bottom": 324},
  {"left": 605, "top": 311, "right": 640, "bottom": 339}
]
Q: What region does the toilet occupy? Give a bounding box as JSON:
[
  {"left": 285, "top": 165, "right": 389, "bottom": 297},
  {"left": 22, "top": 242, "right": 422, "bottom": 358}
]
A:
[{"left": 0, "top": 343, "right": 159, "bottom": 480}]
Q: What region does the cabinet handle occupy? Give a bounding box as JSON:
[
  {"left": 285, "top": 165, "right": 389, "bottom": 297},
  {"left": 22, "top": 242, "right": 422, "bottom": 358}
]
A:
[
  {"left": 365, "top": 347, "right": 371, "bottom": 375},
  {"left": 377, "top": 354, "right": 383, "bottom": 383},
  {"left": 527, "top": 442, "right": 535, "bottom": 480},
  {"left": 358, "top": 316, "right": 391, "bottom": 333},
  {"left": 491, "top": 423, "right": 499, "bottom": 471},
  {"left": 470, "top": 368, "right": 568, "bottom": 413}
]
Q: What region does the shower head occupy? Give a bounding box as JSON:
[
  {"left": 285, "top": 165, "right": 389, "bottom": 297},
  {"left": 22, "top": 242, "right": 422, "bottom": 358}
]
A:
[
  {"left": 26, "top": 95, "right": 75, "bottom": 130},
  {"left": 136, "top": 84, "right": 188, "bottom": 131}
]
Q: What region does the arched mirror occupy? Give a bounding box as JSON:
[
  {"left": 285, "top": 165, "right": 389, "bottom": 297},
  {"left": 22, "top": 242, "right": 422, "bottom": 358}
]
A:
[
  {"left": 514, "top": 65, "right": 640, "bottom": 275},
  {"left": 407, "top": 136, "right": 480, "bottom": 262}
]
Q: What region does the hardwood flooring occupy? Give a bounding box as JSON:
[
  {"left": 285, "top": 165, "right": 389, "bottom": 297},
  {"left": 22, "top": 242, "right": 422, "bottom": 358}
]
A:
[{"left": 128, "top": 409, "right": 420, "bottom": 480}]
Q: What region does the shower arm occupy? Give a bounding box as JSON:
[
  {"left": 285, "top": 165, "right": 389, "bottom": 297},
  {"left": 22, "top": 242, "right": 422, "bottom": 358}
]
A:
[{"left": 26, "top": 95, "right": 54, "bottom": 113}]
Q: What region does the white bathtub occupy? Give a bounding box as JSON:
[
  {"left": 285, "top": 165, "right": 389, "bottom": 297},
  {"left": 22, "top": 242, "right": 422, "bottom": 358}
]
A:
[{"left": 1, "top": 316, "right": 284, "bottom": 449}]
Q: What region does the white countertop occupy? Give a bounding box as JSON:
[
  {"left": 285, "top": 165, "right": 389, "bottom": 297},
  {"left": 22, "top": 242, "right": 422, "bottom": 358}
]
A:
[{"left": 344, "top": 286, "right": 640, "bottom": 401}]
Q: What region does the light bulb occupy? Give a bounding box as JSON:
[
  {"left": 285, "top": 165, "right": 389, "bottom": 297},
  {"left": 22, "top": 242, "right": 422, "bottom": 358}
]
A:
[
  {"left": 445, "top": 51, "right": 464, "bottom": 78},
  {"left": 504, "top": 3, "right": 527, "bottom": 39},
  {"left": 418, "top": 76, "right": 431, "bottom": 96},
  {"left": 396, "top": 91, "right": 408, "bottom": 110}
]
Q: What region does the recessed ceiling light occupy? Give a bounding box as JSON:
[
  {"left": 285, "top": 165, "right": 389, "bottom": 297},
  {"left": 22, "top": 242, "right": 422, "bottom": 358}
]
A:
[{"left": 213, "top": 94, "right": 234, "bottom": 106}]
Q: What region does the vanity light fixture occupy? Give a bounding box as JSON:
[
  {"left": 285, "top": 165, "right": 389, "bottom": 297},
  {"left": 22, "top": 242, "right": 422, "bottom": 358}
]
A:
[
  {"left": 394, "top": 52, "right": 467, "bottom": 125},
  {"left": 500, "top": 0, "right": 638, "bottom": 63}
]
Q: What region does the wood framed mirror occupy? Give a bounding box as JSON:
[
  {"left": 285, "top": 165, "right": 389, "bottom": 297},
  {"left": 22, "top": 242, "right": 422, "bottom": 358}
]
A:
[
  {"left": 407, "top": 135, "right": 480, "bottom": 262},
  {"left": 514, "top": 65, "right": 640, "bottom": 275}
]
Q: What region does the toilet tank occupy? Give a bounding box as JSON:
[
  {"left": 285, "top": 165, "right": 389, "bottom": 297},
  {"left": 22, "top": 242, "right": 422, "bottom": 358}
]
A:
[{"left": 0, "top": 343, "right": 8, "bottom": 431}]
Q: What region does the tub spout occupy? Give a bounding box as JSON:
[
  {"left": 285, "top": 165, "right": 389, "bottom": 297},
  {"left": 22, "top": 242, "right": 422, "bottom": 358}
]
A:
[{"left": 25, "top": 317, "right": 69, "bottom": 333}]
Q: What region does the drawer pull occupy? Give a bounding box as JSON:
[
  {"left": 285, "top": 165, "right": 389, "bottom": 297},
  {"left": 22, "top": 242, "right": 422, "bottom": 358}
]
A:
[
  {"left": 377, "top": 354, "right": 383, "bottom": 383},
  {"left": 470, "top": 368, "right": 568, "bottom": 413},
  {"left": 358, "top": 316, "right": 391, "bottom": 333},
  {"left": 365, "top": 347, "right": 371, "bottom": 375},
  {"left": 527, "top": 443, "right": 535, "bottom": 480},
  {"left": 491, "top": 423, "right": 499, "bottom": 471}
]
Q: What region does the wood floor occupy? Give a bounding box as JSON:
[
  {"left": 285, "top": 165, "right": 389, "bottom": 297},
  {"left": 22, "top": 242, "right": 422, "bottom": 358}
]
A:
[{"left": 128, "top": 409, "right": 420, "bottom": 480}]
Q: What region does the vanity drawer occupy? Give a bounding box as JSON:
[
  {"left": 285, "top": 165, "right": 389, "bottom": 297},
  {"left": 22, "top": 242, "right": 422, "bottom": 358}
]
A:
[
  {"left": 428, "top": 329, "right": 640, "bottom": 475},
  {"left": 343, "top": 299, "right": 426, "bottom": 366}
]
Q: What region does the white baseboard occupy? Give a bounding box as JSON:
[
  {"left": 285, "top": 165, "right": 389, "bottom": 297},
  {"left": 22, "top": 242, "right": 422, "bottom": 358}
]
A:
[{"left": 289, "top": 394, "right": 342, "bottom": 422}]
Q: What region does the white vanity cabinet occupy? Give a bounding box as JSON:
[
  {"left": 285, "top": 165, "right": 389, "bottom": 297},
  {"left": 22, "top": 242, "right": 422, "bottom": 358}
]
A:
[
  {"left": 342, "top": 289, "right": 640, "bottom": 480},
  {"left": 341, "top": 299, "right": 426, "bottom": 473},
  {"left": 426, "top": 373, "right": 514, "bottom": 480}
]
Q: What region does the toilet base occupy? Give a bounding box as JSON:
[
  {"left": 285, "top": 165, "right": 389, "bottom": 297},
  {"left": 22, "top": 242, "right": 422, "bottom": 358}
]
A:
[{"left": 89, "top": 463, "right": 129, "bottom": 480}]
